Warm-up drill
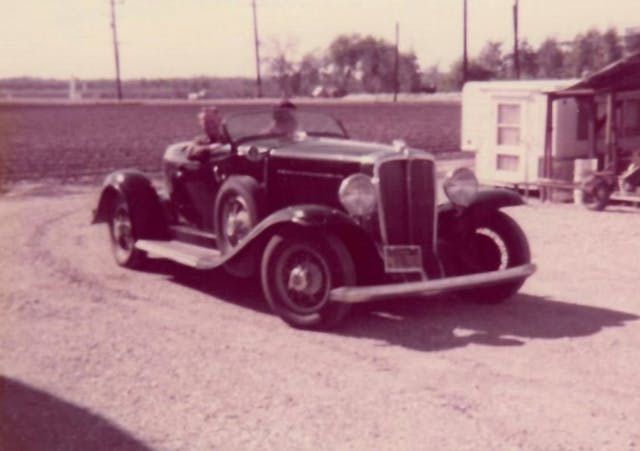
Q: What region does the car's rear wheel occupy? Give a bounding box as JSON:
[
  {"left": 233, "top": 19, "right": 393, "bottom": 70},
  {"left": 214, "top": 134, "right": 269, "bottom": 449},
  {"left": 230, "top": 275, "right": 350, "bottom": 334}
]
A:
[
  {"left": 261, "top": 231, "right": 354, "bottom": 329},
  {"left": 109, "top": 195, "right": 146, "bottom": 268},
  {"left": 214, "top": 176, "right": 262, "bottom": 254},
  {"left": 453, "top": 211, "right": 530, "bottom": 303}
]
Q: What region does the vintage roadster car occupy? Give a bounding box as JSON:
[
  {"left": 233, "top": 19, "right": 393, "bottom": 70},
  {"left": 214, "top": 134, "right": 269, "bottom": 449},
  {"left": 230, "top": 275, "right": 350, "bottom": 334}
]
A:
[{"left": 93, "top": 107, "right": 536, "bottom": 328}]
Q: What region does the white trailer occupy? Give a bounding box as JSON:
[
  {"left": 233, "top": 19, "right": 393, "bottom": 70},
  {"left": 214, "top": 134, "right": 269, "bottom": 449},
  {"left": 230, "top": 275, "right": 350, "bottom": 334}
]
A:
[
  {"left": 462, "top": 76, "right": 640, "bottom": 190},
  {"left": 462, "top": 79, "right": 581, "bottom": 187}
]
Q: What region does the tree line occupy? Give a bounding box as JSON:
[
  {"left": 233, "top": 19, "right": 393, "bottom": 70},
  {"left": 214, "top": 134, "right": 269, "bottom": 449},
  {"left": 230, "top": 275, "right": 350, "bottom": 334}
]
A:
[
  {"left": 268, "top": 27, "right": 640, "bottom": 95},
  {"left": 2, "top": 27, "right": 638, "bottom": 99}
]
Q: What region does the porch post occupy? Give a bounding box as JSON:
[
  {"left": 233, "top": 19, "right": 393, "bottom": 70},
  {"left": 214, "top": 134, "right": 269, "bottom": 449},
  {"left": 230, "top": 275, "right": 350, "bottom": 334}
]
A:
[
  {"left": 605, "top": 90, "right": 617, "bottom": 170},
  {"left": 542, "top": 93, "right": 555, "bottom": 201},
  {"left": 588, "top": 97, "right": 597, "bottom": 160}
]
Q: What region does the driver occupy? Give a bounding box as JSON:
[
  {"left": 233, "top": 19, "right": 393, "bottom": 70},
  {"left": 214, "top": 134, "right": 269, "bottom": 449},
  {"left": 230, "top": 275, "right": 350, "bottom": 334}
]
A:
[{"left": 265, "top": 100, "right": 298, "bottom": 136}]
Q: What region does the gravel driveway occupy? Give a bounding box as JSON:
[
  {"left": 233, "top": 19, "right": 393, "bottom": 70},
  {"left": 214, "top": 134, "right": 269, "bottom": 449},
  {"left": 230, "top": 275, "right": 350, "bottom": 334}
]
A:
[{"left": 1, "top": 181, "right": 639, "bottom": 450}]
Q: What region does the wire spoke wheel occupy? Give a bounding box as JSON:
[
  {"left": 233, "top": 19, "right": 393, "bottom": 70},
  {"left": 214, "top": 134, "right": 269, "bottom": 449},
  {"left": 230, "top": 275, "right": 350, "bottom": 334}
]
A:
[
  {"left": 277, "top": 245, "right": 332, "bottom": 314},
  {"left": 108, "top": 196, "right": 146, "bottom": 268},
  {"left": 221, "top": 195, "right": 252, "bottom": 247},
  {"left": 214, "top": 176, "right": 261, "bottom": 256},
  {"left": 261, "top": 232, "right": 355, "bottom": 329}
]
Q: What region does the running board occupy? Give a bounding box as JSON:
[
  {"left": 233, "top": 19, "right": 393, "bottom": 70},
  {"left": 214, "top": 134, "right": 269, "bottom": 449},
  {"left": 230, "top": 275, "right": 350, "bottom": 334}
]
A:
[{"left": 135, "top": 240, "right": 222, "bottom": 269}]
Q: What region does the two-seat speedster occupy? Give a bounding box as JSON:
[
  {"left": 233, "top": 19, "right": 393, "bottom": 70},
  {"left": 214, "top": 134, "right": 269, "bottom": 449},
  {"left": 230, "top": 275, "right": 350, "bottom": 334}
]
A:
[{"left": 93, "top": 107, "right": 536, "bottom": 328}]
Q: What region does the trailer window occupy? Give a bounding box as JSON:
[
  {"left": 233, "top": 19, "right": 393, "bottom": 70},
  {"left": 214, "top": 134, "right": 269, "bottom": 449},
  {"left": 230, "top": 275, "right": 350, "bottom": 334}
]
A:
[
  {"left": 623, "top": 99, "right": 640, "bottom": 137},
  {"left": 496, "top": 154, "right": 519, "bottom": 171},
  {"left": 497, "top": 104, "right": 521, "bottom": 145}
]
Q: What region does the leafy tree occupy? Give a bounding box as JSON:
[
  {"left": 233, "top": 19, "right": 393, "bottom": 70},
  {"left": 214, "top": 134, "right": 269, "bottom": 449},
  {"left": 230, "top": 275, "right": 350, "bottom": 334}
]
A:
[
  {"left": 565, "top": 28, "right": 622, "bottom": 77},
  {"left": 504, "top": 39, "right": 538, "bottom": 79},
  {"left": 536, "top": 38, "right": 565, "bottom": 78},
  {"left": 624, "top": 28, "right": 640, "bottom": 54},
  {"left": 444, "top": 59, "right": 494, "bottom": 90},
  {"left": 324, "top": 34, "right": 422, "bottom": 94},
  {"left": 477, "top": 41, "right": 506, "bottom": 78}
]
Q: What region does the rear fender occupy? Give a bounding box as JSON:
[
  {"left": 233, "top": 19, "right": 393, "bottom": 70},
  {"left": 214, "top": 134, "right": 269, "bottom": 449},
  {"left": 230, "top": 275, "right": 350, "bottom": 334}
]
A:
[{"left": 92, "top": 169, "right": 167, "bottom": 239}]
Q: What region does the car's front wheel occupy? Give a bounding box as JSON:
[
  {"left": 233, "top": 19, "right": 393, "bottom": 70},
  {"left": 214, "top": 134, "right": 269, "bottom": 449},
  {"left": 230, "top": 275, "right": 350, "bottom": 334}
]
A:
[
  {"left": 109, "top": 195, "right": 146, "bottom": 268},
  {"left": 452, "top": 210, "right": 530, "bottom": 303},
  {"left": 261, "top": 231, "right": 355, "bottom": 329}
]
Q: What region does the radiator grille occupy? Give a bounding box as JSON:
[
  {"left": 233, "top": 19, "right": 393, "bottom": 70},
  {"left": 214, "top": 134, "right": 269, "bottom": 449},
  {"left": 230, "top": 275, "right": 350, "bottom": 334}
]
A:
[{"left": 376, "top": 156, "right": 436, "bottom": 255}]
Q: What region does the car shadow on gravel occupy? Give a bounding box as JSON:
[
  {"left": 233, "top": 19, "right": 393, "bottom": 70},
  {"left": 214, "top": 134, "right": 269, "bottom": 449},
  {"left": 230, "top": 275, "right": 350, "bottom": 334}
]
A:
[
  {"left": 0, "top": 375, "right": 151, "bottom": 451},
  {"left": 337, "top": 293, "right": 639, "bottom": 352},
  {"left": 139, "top": 259, "right": 270, "bottom": 314},
  {"left": 132, "top": 260, "right": 639, "bottom": 350}
]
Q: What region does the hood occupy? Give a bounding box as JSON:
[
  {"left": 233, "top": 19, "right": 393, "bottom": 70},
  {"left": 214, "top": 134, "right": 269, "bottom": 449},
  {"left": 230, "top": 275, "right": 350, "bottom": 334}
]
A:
[{"left": 269, "top": 136, "right": 401, "bottom": 164}]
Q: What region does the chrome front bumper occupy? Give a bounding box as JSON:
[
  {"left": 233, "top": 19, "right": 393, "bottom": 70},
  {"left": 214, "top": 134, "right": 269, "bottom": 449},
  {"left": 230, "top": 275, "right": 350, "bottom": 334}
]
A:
[{"left": 329, "top": 263, "right": 536, "bottom": 304}]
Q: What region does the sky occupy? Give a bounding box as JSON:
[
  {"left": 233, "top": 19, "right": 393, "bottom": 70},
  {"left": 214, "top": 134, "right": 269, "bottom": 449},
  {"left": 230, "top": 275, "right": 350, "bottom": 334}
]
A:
[{"left": 1, "top": 0, "right": 638, "bottom": 79}]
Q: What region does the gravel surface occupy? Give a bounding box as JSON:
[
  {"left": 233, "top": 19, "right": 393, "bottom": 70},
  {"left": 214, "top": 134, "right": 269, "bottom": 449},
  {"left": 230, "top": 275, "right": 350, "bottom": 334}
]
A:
[{"left": 1, "top": 181, "right": 640, "bottom": 450}]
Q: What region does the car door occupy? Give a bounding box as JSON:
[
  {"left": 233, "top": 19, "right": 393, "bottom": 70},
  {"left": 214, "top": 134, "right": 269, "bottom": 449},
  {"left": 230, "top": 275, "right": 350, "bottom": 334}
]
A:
[{"left": 180, "top": 145, "right": 232, "bottom": 229}]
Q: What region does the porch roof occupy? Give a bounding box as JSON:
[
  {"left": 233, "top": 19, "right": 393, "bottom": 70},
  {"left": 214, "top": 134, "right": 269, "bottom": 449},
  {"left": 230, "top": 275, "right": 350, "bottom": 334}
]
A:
[{"left": 558, "top": 51, "right": 640, "bottom": 95}]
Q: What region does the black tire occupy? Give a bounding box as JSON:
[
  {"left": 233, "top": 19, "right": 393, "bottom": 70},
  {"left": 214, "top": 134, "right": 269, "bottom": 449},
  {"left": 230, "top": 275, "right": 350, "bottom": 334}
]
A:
[
  {"left": 581, "top": 180, "right": 611, "bottom": 211},
  {"left": 108, "top": 195, "right": 146, "bottom": 268},
  {"left": 214, "top": 176, "right": 262, "bottom": 254},
  {"left": 261, "top": 231, "right": 355, "bottom": 329},
  {"left": 454, "top": 211, "right": 531, "bottom": 303}
]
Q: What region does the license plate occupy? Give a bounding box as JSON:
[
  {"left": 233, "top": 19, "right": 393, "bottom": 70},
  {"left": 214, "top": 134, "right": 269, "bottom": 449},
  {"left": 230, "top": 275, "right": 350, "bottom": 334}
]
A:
[{"left": 383, "top": 245, "right": 423, "bottom": 273}]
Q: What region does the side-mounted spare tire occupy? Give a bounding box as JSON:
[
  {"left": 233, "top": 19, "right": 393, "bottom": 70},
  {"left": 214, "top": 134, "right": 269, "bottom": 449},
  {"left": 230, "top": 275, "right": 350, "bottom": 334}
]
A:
[{"left": 261, "top": 230, "right": 355, "bottom": 329}]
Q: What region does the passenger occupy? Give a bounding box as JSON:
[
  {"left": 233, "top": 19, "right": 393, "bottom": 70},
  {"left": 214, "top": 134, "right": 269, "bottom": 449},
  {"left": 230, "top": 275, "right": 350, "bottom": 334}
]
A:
[{"left": 188, "top": 106, "right": 225, "bottom": 159}]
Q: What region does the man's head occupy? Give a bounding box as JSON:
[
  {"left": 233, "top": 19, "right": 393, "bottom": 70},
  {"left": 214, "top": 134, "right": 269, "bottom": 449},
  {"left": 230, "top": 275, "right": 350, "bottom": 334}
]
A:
[
  {"left": 272, "top": 100, "right": 297, "bottom": 135},
  {"left": 198, "top": 106, "right": 221, "bottom": 141}
]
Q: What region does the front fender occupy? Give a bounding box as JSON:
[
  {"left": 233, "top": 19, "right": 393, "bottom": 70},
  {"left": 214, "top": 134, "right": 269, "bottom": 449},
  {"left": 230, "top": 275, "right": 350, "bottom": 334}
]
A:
[
  {"left": 227, "top": 204, "right": 363, "bottom": 256},
  {"left": 438, "top": 188, "right": 524, "bottom": 238},
  {"left": 92, "top": 169, "right": 166, "bottom": 239},
  {"left": 223, "top": 204, "right": 382, "bottom": 283},
  {"left": 439, "top": 188, "right": 523, "bottom": 216}
]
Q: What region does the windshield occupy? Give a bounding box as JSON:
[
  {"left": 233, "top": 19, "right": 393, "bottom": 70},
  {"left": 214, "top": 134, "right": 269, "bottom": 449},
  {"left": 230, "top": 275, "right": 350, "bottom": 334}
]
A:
[{"left": 224, "top": 110, "right": 347, "bottom": 143}]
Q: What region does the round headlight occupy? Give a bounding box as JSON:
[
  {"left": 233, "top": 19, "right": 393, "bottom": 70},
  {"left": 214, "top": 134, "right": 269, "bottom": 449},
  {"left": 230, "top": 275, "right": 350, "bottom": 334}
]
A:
[
  {"left": 443, "top": 167, "right": 478, "bottom": 207},
  {"left": 339, "top": 174, "right": 377, "bottom": 216}
]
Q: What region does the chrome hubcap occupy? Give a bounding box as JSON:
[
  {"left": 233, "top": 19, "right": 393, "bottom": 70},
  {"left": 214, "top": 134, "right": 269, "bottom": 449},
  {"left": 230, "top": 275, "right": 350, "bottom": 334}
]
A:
[
  {"left": 287, "top": 262, "right": 323, "bottom": 296},
  {"left": 223, "top": 196, "right": 251, "bottom": 246},
  {"left": 278, "top": 247, "right": 331, "bottom": 313}
]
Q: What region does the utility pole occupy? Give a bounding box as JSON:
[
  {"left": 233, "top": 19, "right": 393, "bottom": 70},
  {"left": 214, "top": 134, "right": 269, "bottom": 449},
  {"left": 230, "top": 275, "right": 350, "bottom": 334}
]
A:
[
  {"left": 513, "top": 0, "right": 520, "bottom": 79},
  {"left": 462, "top": 0, "right": 468, "bottom": 86},
  {"left": 252, "top": 0, "right": 263, "bottom": 98},
  {"left": 393, "top": 22, "right": 399, "bottom": 102},
  {"left": 110, "top": 0, "right": 123, "bottom": 100}
]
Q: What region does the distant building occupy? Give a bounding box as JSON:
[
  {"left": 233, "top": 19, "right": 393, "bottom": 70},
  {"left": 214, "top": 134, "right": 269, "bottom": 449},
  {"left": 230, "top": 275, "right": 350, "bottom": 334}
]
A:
[{"left": 69, "top": 77, "right": 81, "bottom": 100}]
